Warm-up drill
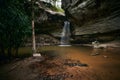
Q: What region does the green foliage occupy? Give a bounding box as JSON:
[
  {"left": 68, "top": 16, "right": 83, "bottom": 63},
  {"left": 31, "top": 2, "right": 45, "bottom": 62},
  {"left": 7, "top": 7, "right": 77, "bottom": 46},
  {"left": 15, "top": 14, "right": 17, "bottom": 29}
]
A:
[
  {"left": 0, "top": 0, "right": 31, "bottom": 58},
  {"left": 51, "top": 6, "right": 64, "bottom": 12}
]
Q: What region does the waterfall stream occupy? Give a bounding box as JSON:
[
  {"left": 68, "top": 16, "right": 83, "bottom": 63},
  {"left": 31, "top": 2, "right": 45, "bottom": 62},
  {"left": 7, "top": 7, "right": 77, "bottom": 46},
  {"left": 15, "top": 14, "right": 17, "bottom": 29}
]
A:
[{"left": 59, "top": 21, "right": 71, "bottom": 46}]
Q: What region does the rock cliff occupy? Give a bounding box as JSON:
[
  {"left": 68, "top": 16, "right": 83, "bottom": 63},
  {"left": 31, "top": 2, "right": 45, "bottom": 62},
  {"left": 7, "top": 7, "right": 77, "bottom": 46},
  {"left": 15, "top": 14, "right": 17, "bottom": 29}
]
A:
[
  {"left": 62, "top": 0, "right": 120, "bottom": 36},
  {"left": 25, "top": 0, "right": 65, "bottom": 33}
]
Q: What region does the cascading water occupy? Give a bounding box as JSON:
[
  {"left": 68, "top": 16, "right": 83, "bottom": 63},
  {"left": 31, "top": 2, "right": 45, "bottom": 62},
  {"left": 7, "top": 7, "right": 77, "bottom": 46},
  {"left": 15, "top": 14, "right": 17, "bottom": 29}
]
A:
[{"left": 59, "top": 21, "right": 71, "bottom": 46}]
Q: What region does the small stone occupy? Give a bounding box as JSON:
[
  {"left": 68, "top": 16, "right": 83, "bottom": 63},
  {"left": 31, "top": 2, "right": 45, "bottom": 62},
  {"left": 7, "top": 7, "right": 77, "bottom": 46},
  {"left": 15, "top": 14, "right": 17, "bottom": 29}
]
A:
[
  {"left": 103, "top": 55, "right": 108, "bottom": 58},
  {"left": 33, "top": 53, "right": 41, "bottom": 57},
  {"left": 90, "top": 53, "right": 99, "bottom": 56}
]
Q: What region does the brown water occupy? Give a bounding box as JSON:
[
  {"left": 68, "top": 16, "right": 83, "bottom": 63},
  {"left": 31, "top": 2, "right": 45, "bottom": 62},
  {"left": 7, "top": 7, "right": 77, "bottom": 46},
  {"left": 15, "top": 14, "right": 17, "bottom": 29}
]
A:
[{"left": 38, "top": 46, "right": 120, "bottom": 80}]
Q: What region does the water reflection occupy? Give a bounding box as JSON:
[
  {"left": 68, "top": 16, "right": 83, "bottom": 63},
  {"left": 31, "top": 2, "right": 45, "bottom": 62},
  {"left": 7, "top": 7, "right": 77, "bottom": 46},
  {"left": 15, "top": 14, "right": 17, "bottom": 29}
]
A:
[
  {"left": 91, "top": 48, "right": 101, "bottom": 56},
  {"left": 39, "top": 45, "right": 120, "bottom": 59}
]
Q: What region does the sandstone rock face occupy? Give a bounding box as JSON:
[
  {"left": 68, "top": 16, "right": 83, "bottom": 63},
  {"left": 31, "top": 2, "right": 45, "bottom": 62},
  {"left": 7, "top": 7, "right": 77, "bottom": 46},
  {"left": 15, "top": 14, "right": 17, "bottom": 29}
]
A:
[
  {"left": 62, "top": 0, "right": 120, "bottom": 35},
  {"left": 35, "top": 1, "right": 65, "bottom": 33},
  {"left": 25, "top": 0, "right": 65, "bottom": 33},
  {"left": 24, "top": 34, "right": 60, "bottom": 47}
]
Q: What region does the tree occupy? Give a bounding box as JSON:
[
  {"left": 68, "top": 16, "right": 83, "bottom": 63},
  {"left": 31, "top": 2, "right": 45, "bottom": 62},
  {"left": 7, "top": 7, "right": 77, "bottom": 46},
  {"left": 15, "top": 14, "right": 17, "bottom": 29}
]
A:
[
  {"left": 31, "top": 0, "right": 36, "bottom": 54},
  {"left": 0, "top": 0, "right": 31, "bottom": 59}
]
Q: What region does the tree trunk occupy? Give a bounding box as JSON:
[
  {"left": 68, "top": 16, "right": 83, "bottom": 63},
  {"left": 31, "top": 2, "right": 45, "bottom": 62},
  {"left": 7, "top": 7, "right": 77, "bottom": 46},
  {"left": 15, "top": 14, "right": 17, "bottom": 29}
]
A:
[
  {"left": 7, "top": 47, "right": 12, "bottom": 59},
  {"left": 0, "top": 43, "right": 5, "bottom": 57},
  {"left": 32, "top": 0, "right": 36, "bottom": 54}
]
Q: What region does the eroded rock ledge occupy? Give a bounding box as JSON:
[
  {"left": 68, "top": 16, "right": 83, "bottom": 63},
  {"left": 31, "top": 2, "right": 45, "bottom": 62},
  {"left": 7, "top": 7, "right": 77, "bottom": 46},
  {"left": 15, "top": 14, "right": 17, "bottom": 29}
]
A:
[{"left": 62, "top": 0, "right": 120, "bottom": 36}]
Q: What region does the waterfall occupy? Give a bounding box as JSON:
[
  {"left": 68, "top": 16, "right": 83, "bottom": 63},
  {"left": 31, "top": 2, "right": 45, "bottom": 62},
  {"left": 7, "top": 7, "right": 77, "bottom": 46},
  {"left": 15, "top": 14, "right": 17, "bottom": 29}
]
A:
[{"left": 59, "top": 21, "right": 71, "bottom": 46}]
